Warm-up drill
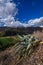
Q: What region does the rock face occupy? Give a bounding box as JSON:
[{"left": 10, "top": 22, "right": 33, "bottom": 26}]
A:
[{"left": 0, "top": 44, "right": 43, "bottom": 65}]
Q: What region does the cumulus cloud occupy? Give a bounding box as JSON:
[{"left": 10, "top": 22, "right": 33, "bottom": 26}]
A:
[
  {"left": 28, "top": 17, "right": 43, "bottom": 27},
  {"left": 13, "top": 17, "right": 43, "bottom": 27},
  {"left": 0, "top": 0, "right": 18, "bottom": 18},
  {"left": 0, "top": 0, "right": 43, "bottom": 27},
  {"left": 0, "top": 0, "right": 19, "bottom": 27},
  {"left": 0, "top": 0, "right": 12, "bottom": 3},
  {"left": 4, "top": 20, "right": 24, "bottom": 27}
]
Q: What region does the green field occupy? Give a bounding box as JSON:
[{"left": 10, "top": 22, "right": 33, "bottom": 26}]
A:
[{"left": 0, "top": 36, "right": 21, "bottom": 50}]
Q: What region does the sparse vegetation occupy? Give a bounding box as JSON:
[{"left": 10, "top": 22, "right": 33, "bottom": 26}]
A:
[
  {"left": 14, "top": 34, "right": 41, "bottom": 58},
  {"left": 0, "top": 36, "right": 20, "bottom": 50},
  {"left": 0, "top": 34, "right": 41, "bottom": 52},
  {"left": 0, "top": 27, "right": 43, "bottom": 65}
]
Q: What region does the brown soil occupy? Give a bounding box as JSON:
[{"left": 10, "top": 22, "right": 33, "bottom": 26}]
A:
[
  {"left": 16, "top": 44, "right": 43, "bottom": 65},
  {"left": 0, "top": 44, "right": 43, "bottom": 65}
]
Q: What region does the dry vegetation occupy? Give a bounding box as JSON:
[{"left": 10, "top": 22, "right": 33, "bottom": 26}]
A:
[
  {"left": 0, "top": 32, "right": 43, "bottom": 65},
  {"left": 33, "top": 30, "right": 43, "bottom": 41},
  {"left": 0, "top": 27, "right": 43, "bottom": 65}
]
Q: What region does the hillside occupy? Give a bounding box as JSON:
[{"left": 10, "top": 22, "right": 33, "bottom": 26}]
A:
[
  {"left": 0, "top": 27, "right": 43, "bottom": 36},
  {"left": 0, "top": 27, "right": 43, "bottom": 65},
  {"left": 0, "top": 44, "right": 43, "bottom": 65}
]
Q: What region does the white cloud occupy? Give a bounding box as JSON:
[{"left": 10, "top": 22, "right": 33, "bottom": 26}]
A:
[
  {"left": 0, "top": 0, "right": 18, "bottom": 18},
  {"left": 0, "top": 16, "right": 43, "bottom": 27},
  {"left": 13, "top": 17, "right": 43, "bottom": 27},
  {"left": 28, "top": 17, "right": 43, "bottom": 27},
  {"left": 0, "top": 0, "right": 18, "bottom": 27},
  {"left": 4, "top": 21, "right": 24, "bottom": 27},
  {"left": 0, "top": 0, "right": 43, "bottom": 27},
  {"left": 0, "top": 0, "right": 12, "bottom": 3}
]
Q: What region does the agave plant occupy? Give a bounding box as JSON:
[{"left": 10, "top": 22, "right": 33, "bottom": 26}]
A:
[
  {"left": 13, "top": 35, "right": 41, "bottom": 65},
  {"left": 14, "top": 34, "right": 41, "bottom": 60}
]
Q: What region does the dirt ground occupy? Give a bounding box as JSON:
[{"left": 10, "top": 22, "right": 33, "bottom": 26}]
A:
[
  {"left": 0, "top": 31, "right": 43, "bottom": 65},
  {"left": 0, "top": 44, "right": 43, "bottom": 65},
  {"left": 17, "top": 44, "right": 43, "bottom": 65}
]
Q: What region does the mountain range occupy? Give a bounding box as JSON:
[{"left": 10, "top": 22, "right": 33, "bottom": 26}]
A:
[{"left": 0, "top": 27, "right": 43, "bottom": 36}]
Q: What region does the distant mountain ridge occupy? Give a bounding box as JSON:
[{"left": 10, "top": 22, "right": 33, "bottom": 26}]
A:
[{"left": 0, "top": 27, "right": 43, "bottom": 36}]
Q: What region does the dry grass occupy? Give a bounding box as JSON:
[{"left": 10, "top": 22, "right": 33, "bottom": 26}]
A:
[
  {"left": 0, "top": 33, "right": 43, "bottom": 65},
  {"left": 33, "top": 31, "right": 43, "bottom": 41}
]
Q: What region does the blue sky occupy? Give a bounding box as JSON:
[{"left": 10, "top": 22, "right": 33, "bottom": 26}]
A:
[
  {"left": 13, "top": 0, "right": 43, "bottom": 22},
  {"left": 0, "top": 0, "right": 43, "bottom": 27}
]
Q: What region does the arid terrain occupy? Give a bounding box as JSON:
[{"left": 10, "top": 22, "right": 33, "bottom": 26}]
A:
[
  {"left": 0, "top": 27, "right": 43, "bottom": 65},
  {"left": 0, "top": 44, "right": 43, "bottom": 65}
]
